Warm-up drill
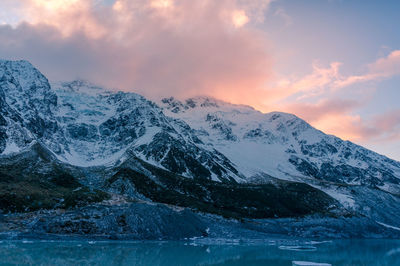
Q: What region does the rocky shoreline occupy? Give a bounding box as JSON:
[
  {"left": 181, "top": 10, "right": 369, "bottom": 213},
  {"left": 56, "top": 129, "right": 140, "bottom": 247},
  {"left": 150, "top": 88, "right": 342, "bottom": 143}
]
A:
[{"left": 1, "top": 201, "right": 399, "bottom": 241}]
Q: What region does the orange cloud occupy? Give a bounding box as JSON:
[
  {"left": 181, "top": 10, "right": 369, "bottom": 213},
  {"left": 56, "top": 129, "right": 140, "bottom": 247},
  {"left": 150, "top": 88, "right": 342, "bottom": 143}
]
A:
[
  {"left": 232, "top": 10, "right": 249, "bottom": 28},
  {"left": 150, "top": 0, "right": 174, "bottom": 9},
  {"left": 279, "top": 99, "right": 400, "bottom": 145},
  {"left": 315, "top": 114, "right": 371, "bottom": 141},
  {"left": 280, "top": 99, "right": 375, "bottom": 141},
  {"left": 0, "top": 0, "right": 273, "bottom": 104},
  {"left": 284, "top": 99, "right": 360, "bottom": 122},
  {"left": 18, "top": 0, "right": 106, "bottom": 38}
]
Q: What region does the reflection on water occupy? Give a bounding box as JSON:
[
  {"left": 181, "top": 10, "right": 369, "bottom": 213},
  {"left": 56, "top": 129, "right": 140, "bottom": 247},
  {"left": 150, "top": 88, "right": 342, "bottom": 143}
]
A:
[{"left": 0, "top": 239, "right": 400, "bottom": 265}]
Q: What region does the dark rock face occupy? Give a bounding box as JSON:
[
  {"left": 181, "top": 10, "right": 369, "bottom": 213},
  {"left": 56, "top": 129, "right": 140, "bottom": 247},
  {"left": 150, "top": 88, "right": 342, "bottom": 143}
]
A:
[
  {"left": 105, "top": 160, "right": 343, "bottom": 219},
  {"left": 0, "top": 131, "right": 6, "bottom": 154},
  {"left": 289, "top": 154, "right": 399, "bottom": 187},
  {"left": 289, "top": 156, "right": 319, "bottom": 178},
  {"left": 244, "top": 128, "right": 277, "bottom": 144},
  {"left": 300, "top": 140, "right": 338, "bottom": 157},
  {"left": 134, "top": 132, "right": 238, "bottom": 181},
  {"left": 67, "top": 123, "right": 98, "bottom": 141},
  {"left": 28, "top": 203, "right": 207, "bottom": 240},
  {"left": 205, "top": 114, "right": 237, "bottom": 141},
  {"left": 0, "top": 143, "right": 109, "bottom": 213}
]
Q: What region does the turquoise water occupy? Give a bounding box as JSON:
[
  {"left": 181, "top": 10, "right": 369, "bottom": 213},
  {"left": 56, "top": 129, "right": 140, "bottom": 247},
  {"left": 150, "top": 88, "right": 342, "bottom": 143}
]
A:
[{"left": 0, "top": 239, "right": 400, "bottom": 265}]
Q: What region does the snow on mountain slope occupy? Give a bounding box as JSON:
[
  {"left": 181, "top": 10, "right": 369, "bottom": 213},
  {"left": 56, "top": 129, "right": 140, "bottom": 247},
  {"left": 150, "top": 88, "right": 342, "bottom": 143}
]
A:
[
  {"left": 0, "top": 61, "right": 243, "bottom": 181},
  {"left": 4, "top": 59, "right": 400, "bottom": 222},
  {"left": 160, "top": 97, "right": 400, "bottom": 190},
  {"left": 51, "top": 81, "right": 242, "bottom": 181},
  {"left": 52, "top": 80, "right": 141, "bottom": 166},
  {"left": 0, "top": 60, "right": 63, "bottom": 154},
  {"left": 1, "top": 59, "right": 400, "bottom": 192}
]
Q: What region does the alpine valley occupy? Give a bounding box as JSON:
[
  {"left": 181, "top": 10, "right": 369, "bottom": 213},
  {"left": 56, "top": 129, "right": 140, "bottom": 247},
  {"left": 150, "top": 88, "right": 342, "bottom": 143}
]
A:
[{"left": 1, "top": 59, "right": 400, "bottom": 240}]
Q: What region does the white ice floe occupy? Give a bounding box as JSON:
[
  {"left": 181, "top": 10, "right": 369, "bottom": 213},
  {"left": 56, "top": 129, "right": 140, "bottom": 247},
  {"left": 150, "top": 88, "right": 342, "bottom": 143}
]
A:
[
  {"left": 292, "top": 261, "right": 331, "bottom": 266},
  {"left": 278, "top": 245, "right": 317, "bottom": 251}
]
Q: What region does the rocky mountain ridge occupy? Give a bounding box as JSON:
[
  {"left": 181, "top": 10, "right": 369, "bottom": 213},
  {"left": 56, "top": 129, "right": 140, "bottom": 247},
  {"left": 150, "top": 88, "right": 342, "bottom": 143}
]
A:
[{"left": 1, "top": 59, "right": 400, "bottom": 239}]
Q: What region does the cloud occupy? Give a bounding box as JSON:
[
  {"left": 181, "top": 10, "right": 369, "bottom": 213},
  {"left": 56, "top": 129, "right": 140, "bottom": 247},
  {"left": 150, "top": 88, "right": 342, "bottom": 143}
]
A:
[
  {"left": 0, "top": 0, "right": 24, "bottom": 25},
  {"left": 261, "top": 51, "right": 400, "bottom": 145},
  {"left": 280, "top": 99, "right": 373, "bottom": 141},
  {"left": 284, "top": 98, "right": 360, "bottom": 122},
  {"left": 315, "top": 114, "right": 376, "bottom": 141},
  {"left": 271, "top": 51, "right": 400, "bottom": 104},
  {"left": 274, "top": 7, "right": 292, "bottom": 26},
  {"left": 370, "top": 109, "right": 400, "bottom": 142},
  {"left": 0, "top": 0, "right": 272, "bottom": 103},
  {"left": 281, "top": 98, "right": 400, "bottom": 145},
  {"left": 232, "top": 10, "right": 249, "bottom": 28},
  {"left": 334, "top": 50, "right": 400, "bottom": 88},
  {"left": 266, "top": 52, "right": 400, "bottom": 144},
  {"left": 0, "top": 0, "right": 399, "bottom": 158},
  {"left": 277, "top": 61, "right": 342, "bottom": 100},
  {"left": 370, "top": 50, "right": 400, "bottom": 76}
]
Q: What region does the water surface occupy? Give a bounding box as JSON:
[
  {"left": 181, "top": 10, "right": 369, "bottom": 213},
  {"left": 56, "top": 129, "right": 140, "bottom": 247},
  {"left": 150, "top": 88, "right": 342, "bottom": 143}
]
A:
[{"left": 1, "top": 239, "right": 399, "bottom": 265}]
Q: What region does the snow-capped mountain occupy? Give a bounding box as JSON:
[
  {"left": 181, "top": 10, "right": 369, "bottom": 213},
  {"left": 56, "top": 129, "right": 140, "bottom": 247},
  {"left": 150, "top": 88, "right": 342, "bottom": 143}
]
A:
[
  {"left": 0, "top": 60, "right": 60, "bottom": 155},
  {"left": 51, "top": 80, "right": 242, "bottom": 181},
  {"left": 1, "top": 59, "right": 400, "bottom": 187},
  {"left": 0, "top": 61, "right": 242, "bottom": 181},
  {"left": 2, "top": 59, "right": 400, "bottom": 225},
  {"left": 160, "top": 97, "right": 400, "bottom": 187}
]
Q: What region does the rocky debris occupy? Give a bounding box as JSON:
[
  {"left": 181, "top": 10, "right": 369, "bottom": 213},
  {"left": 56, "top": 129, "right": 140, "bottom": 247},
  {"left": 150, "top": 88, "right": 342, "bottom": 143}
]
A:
[
  {"left": 0, "top": 202, "right": 207, "bottom": 240},
  {"left": 1, "top": 202, "right": 400, "bottom": 241}
]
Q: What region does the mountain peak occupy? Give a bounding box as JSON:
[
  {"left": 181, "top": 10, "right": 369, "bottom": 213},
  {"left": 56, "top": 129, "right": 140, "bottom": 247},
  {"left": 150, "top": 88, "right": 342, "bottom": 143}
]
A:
[
  {"left": 52, "top": 80, "right": 112, "bottom": 95},
  {"left": 0, "top": 59, "right": 44, "bottom": 82},
  {"left": 161, "top": 95, "right": 257, "bottom": 114},
  {"left": 0, "top": 59, "right": 34, "bottom": 67}
]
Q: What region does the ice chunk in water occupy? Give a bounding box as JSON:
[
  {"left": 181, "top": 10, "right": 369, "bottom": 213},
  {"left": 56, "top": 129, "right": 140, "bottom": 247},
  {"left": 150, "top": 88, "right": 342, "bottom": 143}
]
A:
[
  {"left": 278, "top": 245, "right": 317, "bottom": 251},
  {"left": 292, "top": 261, "right": 331, "bottom": 266}
]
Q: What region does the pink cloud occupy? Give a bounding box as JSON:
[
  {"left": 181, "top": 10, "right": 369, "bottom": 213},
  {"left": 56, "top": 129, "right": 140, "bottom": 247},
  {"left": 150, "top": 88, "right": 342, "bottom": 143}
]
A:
[
  {"left": 270, "top": 50, "right": 400, "bottom": 103},
  {"left": 283, "top": 100, "right": 400, "bottom": 144},
  {"left": 278, "top": 99, "right": 374, "bottom": 141},
  {"left": 284, "top": 98, "right": 360, "bottom": 122},
  {"left": 0, "top": 0, "right": 399, "bottom": 157},
  {"left": 370, "top": 109, "right": 400, "bottom": 142},
  {"left": 334, "top": 50, "right": 400, "bottom": 88},
  {"left": 369, "top": 50, "right": 400, "bottom": 77},
  {"left": 0, "top": 0, "right": 273, "bottom": 103},
  {"left": 261, "top": 51, "right": 400, "bottom": 146}
]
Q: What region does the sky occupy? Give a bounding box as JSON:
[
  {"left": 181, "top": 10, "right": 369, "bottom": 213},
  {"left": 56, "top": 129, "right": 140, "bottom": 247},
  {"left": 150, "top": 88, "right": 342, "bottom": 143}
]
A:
[{"left": 0, "top": 0, "right": 399, "bottom": 160}]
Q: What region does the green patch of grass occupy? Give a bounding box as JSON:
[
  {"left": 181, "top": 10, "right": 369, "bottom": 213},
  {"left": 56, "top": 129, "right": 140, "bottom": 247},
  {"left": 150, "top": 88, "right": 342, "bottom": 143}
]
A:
[
  {"left": 0, "top": 178, "right": 109, "bottom": 213},
  {"left": 107, "top": 160, "right": 340, "bottom": 219},
  {"left": 0, "top": 143, "right": 110, "bottom": 213},
  {"left": 0, "top": 166, "right": 109, "bottom": 213}
]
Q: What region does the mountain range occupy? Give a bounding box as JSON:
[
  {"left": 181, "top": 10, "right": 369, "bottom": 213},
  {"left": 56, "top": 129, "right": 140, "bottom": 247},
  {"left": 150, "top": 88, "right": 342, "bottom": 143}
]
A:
[{"left": 1, "top": 59, "right": 400, "bottom": 239}]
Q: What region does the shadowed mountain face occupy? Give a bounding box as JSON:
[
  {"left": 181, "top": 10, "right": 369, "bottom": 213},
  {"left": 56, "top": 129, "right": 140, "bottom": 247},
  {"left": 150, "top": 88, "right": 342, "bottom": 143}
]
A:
[{"left": 1, "top": 60, "right": 400, "bottom": 227}]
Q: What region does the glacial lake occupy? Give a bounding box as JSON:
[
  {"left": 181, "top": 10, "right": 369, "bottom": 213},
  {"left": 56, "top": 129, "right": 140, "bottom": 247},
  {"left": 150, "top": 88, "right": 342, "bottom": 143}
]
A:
[{"left": 0, "top": 239, "right": 400, "bottom": 265}]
